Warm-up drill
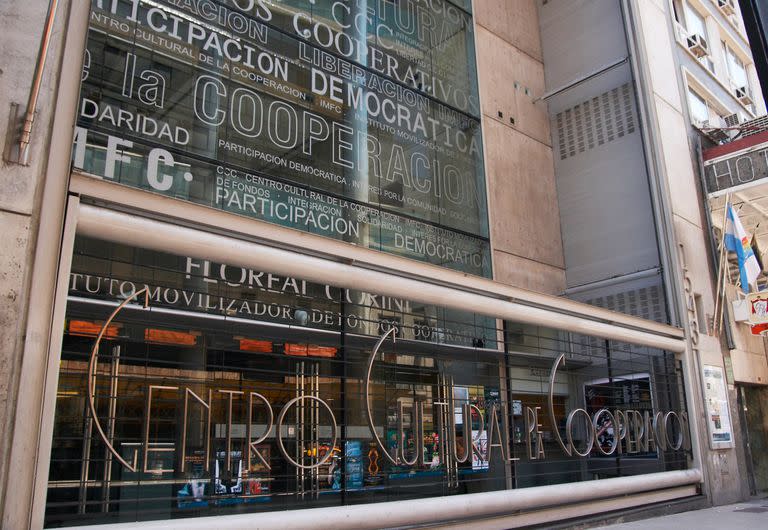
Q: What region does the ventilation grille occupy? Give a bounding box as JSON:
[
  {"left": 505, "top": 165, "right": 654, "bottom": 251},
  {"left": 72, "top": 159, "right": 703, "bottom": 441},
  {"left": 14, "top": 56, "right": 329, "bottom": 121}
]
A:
[
  {"left": 555, "top": 83, "right": 637, "bottom": 161},
  {"left": 586, "top": 284, "right": 666, "bottom": 323},
  {"left": 574, "top": 284, "right": 667, "bottom": 357}
]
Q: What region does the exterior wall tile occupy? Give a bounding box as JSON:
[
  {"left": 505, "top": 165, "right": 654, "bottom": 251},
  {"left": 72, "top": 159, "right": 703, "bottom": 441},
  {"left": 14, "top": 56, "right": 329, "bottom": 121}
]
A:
[
  {"left": 475, "top": 27, "right": 550, "bottom": 147},
  {"left": 730, "top": 348, "right": 768, "bottom": 385},
  {"left": 0, "top": 0, "right": 61, "bottom": 214},
  {"left": 638, "top": 0, "right": 683, "bottom": 112},
  {"left": 474, "top": 0, "right": 542, "bottom": 62},
  {"left": 484, "top": 119, "right": 564, "bottom": 270},
  {"left": 675, "top": 217, "right": 716, "bottom": 318},
  {"left": 0, "top": 0, "right": 71, "bottom": 521},
  {"left": 655, "top": 96, "right": 703, "bottom": 227},
  {"left": 493, "top": 249, "right": 565, "bottom": 295},
  {"left": 0, "top": 211, "right": 30, "bottom": 496}
]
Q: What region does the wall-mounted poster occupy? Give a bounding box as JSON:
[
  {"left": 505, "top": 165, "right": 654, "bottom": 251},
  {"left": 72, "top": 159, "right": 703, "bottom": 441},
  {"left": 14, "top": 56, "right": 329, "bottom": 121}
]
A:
[
  {"left": 703, "top": 365, "right": 734, "bottom": 449},
  {"left": 471, "top": 430, "right": 488, "bottom": 471}
]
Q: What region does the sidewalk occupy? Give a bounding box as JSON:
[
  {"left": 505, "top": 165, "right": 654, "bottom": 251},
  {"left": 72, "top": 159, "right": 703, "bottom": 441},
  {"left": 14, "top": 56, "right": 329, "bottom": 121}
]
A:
[{"left": 597, "top": 497, "right": 768, "bottom": 529}]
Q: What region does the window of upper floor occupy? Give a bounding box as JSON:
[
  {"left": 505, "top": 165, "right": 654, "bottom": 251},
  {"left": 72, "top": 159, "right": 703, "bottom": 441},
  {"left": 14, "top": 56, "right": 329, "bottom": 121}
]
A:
[
  {"left": 688, "top": 87, "right": 711, "bottom": 125},
  {"left": 722, "top": 41, "right": 758, "bottom": 112},
  {"left": 724, "top": 43, "right": 748, "bottom": 89},
  {"left": 712, "top": 0, "right": 746, "bottom": 37},
  {"left": 673, "top": 1, "right": 717, "bottom": 73},
  {"left": 684, "top": 2, "right": 708, "bottom": 37},
  {"left": 672, "top": 1, "right": 760, "bottom": 113},
  {"left": 686, "top": 82, "right": 748, "bottom": 131}
]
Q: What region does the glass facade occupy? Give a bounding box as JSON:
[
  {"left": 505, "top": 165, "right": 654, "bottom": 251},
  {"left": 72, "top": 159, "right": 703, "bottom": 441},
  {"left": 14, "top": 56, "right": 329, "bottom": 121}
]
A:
[
  {"left": 43, "top": 237, "right": 691, "bottom": 527},
  {"left": 72, "top": 0, "right": 490, "bottom": 277},
  {"left": 40, "top": 1, "right": 693, "bottom": 527}
]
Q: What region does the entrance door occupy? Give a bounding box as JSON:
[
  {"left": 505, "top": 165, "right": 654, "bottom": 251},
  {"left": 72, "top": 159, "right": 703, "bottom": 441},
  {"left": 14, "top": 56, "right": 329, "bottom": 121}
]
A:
[{"left": 742, "top": 386, "right": 768, "bottom": 493}]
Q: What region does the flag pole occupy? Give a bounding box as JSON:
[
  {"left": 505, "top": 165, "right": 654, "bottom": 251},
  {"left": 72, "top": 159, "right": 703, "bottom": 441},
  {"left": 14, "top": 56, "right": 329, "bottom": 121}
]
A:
[
  {"left": 713, "top": 193, "right": 730, "bottom": 337},
  {"left": 715, "top": 228, "right": 731, "bottom": 336},
  {"left": 717, "top": 256, "right": 733, "bottom": 336}
]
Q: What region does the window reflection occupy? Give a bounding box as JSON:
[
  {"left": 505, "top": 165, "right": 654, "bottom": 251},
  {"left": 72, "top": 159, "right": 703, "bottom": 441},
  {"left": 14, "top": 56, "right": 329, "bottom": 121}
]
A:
[{"left": 44, "top": 237, "right": 690, "bottom": 527}]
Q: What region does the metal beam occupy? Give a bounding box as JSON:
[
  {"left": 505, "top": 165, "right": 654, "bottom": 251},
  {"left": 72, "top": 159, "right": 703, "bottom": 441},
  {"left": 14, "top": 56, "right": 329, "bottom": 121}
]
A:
[
  {"left": 70, "top": 173, "right": 685, "bottom": 341},
  {"left": 61, "top": 469, "right": 701, "bottom": 530},
  {"left": 76, "top": 204, "right": 687, "bottom": 353}
]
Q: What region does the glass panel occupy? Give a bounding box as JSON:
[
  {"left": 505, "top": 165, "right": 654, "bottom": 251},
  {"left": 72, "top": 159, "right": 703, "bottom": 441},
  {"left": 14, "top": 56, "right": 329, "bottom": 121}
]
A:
[
  {"left": 742, "top": 386, "right": 768, "bottom": 493},
  {"left": 72, "top": 0, "right": 490, "bottom": 277},
  {"left": 44, "top": 237, "right": 691, "bottom": 527},
  {"left": 688, "top": 89, "right": 709, "bottom": 124},
  {"left": 684, "top": 4, "right": 707, "bottom": 36},
  {"left": 505, "top": 325, "right": 690, "bottom": 488},
  {"left": 726, "top": 47, "right": 748, "bottom": 88}
]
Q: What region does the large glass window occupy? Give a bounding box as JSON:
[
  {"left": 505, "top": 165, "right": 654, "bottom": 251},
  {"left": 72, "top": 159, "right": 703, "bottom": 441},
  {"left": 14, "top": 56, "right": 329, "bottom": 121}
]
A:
[
  {"left": 725, "top": 45, "right": 749, "bottom": 89},
  {"left": 43, "top": 236, "right": 691, "bottom": 527},
  {"left": 505, "top": 324, "right": 689, "bottom": 487},
  {"left": 71, "top": 0, "right": 490, "bottom": 277},
  {"left": 688, "top": 88, "right": 710, "bottom": 125},
  {"left": 683, "top": 4, "right": 715, "bottom": 71},
  {"left": 684, "top": 4, "right": 707, "bottom": 37}
]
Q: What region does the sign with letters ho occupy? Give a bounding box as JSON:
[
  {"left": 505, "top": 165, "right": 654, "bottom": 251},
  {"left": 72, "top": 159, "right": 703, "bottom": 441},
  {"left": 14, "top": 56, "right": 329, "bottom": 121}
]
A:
[
  {"left": 72, "top": 0, "right": 491, "bottom": 277},
  {"left": 703, "top": 134, "right": 768, "bottom": 196}
]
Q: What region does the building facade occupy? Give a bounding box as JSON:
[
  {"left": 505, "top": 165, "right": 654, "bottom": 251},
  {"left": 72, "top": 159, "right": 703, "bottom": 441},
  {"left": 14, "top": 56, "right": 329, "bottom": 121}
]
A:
[
  {"left": 668, "top": 0, "right": 768, "bottom": 499},
  {"left": 0, "top": 0, "right": 764, "bottom": 528}
]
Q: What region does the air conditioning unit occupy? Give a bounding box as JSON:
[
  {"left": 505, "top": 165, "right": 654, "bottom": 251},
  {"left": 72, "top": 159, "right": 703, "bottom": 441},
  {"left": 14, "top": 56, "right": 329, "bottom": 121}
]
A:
[
  {"left": 724, "top": 113, "right": 740, "bottom": 127},
  {"left": 718, "top": 0, "right": 736, "bottom": 17},
  {"left": 687, "top": 33, "right": 709, "bottom": 58},
  {"left": 735, "top": 86, "right": 754, "bottom": 105}
]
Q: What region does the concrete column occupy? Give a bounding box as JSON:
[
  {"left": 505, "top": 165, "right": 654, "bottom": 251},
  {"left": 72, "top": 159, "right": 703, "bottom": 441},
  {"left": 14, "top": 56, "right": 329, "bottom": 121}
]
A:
[
  {"left": 629, "top": 0, "right": 752, "bottom": 506},
  {"left": 0, "top": 1, "right": 89, "bottom": 528}
]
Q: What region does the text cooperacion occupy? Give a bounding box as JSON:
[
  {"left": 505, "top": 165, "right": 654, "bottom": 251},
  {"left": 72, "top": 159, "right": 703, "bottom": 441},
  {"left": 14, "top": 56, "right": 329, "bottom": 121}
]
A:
[{"left": 196, "top": 75, "right": 483, "bottom": 209}]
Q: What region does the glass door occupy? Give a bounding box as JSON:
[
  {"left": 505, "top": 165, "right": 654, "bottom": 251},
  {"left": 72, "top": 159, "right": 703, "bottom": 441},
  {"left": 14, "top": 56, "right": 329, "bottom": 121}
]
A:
[{"left": 742, "top": 386, "right": 768, "bottom": 493}]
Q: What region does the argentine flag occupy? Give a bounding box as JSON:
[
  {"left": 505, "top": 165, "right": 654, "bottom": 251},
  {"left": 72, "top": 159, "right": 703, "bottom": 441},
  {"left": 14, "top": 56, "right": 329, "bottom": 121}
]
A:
[{"left": 724, "top": 203, "right": 761, "bottom": 293}]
